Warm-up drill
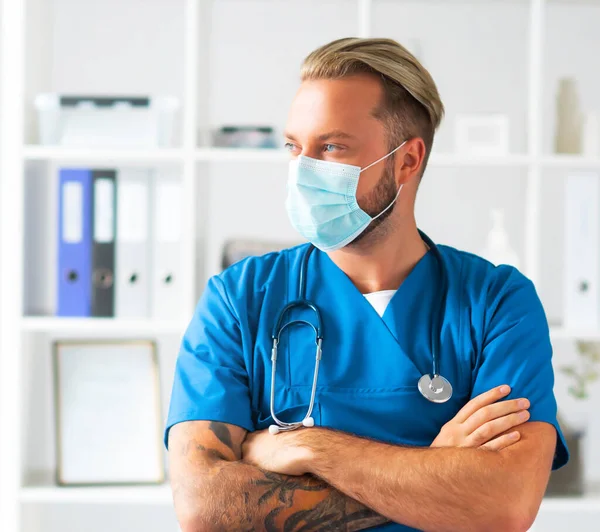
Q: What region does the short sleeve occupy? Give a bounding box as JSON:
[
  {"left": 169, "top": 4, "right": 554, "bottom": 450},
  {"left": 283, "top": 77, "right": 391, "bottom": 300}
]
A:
[
  {"left": 164, "top": 275, "right": 254, "bottom": 448},
  {"left": 471, "top": 269, "right": 569, "bottom": 470}
]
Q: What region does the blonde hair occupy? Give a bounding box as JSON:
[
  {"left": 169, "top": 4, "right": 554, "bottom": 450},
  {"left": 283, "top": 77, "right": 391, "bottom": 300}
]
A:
[{"left": 301, "top": 38, "right": 444, "bottom": 173}]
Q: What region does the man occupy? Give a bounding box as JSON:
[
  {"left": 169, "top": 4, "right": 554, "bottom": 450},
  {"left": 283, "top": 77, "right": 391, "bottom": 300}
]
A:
[{"left": 166, "top": 38, "right": 567, "bottom": 532}]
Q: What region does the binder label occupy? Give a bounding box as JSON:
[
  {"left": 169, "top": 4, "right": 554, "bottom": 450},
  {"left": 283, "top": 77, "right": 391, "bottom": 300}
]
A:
[
  {"left": 62, "top": 182, "right": 83, "bottom": 244},
  {"left": 94, "top": 178, "right": 115, "bottom": 243},
  {"left": 156, "top": 182, "right": 182, "bottom": 243},
  {"left": 118, "top": 182, "right": 148, "bottom": 243}
]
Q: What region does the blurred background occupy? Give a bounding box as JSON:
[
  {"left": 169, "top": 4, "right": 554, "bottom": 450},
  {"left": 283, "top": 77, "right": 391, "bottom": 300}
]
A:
[{"left": 1, "top": 0, "right": 600, "bottom": 531}]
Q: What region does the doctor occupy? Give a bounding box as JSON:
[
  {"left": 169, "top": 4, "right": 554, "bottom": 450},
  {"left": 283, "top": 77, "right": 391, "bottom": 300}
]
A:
[{"left": 167, "top": 38, "right": 567, "bottom": 532}]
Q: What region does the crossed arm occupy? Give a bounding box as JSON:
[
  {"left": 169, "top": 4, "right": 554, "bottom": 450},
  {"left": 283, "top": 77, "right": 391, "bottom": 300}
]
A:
[
  {"left": 169, "top": 420, "right": 384, "bottom": 531},
  {"left": 169, "top": 386, "right": 555, "bottom": 532},
  {"left": 243, "top": 421, "right": 555, "bottom": 532}
]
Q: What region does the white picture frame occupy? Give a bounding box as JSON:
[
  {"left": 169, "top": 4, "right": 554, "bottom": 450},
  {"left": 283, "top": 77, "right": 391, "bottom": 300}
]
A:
[
  {"left": 455, "top": 114, "right": 510, "bottom": 156},
  {"left": 53, "top": 340, "right": 164, "bottom": 486}
]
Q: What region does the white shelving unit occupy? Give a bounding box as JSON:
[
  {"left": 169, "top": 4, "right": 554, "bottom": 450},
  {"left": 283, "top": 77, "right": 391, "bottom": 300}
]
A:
[
  {"left": 2, "top": 0, "right": 600, "bottom": 531},
  {"left": 20, "top": 317, "right": 188, "bottom": 335},
  {"left": 23, "top": 146, "right": 186, "bottom": 163},
  {"left": 20, "top": 479, "right": 172, "bottom": 506}
]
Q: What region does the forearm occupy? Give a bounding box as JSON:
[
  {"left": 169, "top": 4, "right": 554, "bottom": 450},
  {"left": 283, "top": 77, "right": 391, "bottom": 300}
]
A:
[
  {"left": 174, "top": 445, "right": 387, "bottom": 531},
  {"left": 303, "top": 429, "right": 526, "bottom": 532}
]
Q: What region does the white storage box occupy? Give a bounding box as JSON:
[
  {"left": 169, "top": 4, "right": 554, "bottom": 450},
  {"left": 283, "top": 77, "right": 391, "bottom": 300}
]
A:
[{"left": 34, "top": 94, "right": 180, "bottom": 147}]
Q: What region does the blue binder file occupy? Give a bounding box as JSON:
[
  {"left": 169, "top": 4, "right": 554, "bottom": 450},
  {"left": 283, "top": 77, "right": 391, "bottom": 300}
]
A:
[{"left": 57, "top": 169, "right": 93, "bottom": 316}]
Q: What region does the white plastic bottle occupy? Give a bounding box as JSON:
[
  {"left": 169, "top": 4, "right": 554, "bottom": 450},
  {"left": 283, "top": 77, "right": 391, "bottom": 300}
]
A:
[{"left": 480, "top": 209, "right": 521, "bottom": 270}]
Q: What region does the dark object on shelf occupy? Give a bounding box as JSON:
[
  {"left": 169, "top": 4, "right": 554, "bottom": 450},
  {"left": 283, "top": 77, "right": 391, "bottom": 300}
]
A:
[
  {"left": 545, "top": 423, "right": 584, "bottom": 497},
  {"left": 213, "top": 126, "right": 278, "bottom": 149},
  {"left": 221, "top": 239, "right": 301, "bottom": 270},
  {"left": 91, "top": 170, "right": 117, "bottom": 317}
]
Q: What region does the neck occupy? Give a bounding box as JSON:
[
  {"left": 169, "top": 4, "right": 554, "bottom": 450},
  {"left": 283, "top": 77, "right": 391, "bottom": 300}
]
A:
[{"left": 327, "top": 216, "right": 427, "bottom": 294}]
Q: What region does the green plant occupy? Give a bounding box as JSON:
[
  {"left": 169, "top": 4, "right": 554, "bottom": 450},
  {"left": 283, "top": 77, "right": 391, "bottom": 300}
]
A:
[{"left": 560, "top": 341, "right": 600, "bottom": 400}]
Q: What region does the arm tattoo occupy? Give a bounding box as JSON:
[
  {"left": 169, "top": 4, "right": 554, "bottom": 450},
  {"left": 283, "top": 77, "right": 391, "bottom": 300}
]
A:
[
  {"left": 209, "top": 421, "right": 241, "bottom": 458},
  {"left": 284, "top": 500, "right": 382, "bottom": 532},
  {"left": 209, "top": 421, "right": 233, "bottom": 450},
  {"left": 251, "top": 469, "right": 388, "bottom": 532},
  {"left": 176, "top": 424, "right": 387, "bottom": 531},
  {"left": 253, "top": 470, "right": 328, "bottom": 506},
  {"left": 193, "top": 442, "right": 228, "bottom": 462}
]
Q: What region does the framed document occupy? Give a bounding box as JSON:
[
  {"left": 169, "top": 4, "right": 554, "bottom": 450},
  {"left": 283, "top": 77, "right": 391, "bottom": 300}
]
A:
[{"left": 53, "top": 340, "right": 164, "bottom": 486}]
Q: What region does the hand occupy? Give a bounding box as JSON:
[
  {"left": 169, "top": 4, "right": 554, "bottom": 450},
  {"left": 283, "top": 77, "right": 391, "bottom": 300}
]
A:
[
  {"left": 242, "top": 428, "right": 313, "bottom": 476},
  {"left": 431, "top": 385, "right": 530, "bottom": 450}
]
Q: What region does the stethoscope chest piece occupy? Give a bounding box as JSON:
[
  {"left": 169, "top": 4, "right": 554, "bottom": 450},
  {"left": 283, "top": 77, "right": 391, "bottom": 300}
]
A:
[{"left": 418, "top": 374, "right": 453, "bottom": 403}]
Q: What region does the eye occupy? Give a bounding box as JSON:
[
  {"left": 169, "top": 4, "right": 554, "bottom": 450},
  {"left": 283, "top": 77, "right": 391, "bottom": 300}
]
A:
[
  {"left": 284, "top": 142, "right": 297, "bottom": 152},
  {"left": 324, "top": 144, "right": 338, "bottom": 153}
]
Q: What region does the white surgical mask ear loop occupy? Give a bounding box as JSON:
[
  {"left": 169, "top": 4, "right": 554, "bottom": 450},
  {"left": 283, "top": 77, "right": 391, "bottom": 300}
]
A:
[
  {"left": 371, "top": 183, "right": 403, "bottom": 222},
  {"left": 360, "top": 140, "right": 408, "bottom": 221},
  {"left": 359, "top": 140, "right": 408, "bottom": 173}
]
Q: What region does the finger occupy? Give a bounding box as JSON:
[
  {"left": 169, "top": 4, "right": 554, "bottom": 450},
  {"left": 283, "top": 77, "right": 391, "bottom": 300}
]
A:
[
  {"left": 480, "top": 431, "right": 521, "bottom": 451},
  {"left": 463, "top": 397, "right": 530, "bottom": 434},
  {"left": 453, "top": 385, "right": 511, "bottom": 423},
  {"left": 468, "top": 410, "right": 530, "bottom": 447}
]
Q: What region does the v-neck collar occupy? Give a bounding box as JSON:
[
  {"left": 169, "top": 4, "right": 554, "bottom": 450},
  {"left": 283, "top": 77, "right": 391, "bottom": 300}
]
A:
[
  {"left": 381, "top": 250, "right": 438, "bottom": 342},
  {"left": 314, "top": 248, "right": 437, "bottom": 344}
]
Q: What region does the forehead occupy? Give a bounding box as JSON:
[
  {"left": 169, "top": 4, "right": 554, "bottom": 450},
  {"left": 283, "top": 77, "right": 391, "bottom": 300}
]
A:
[{"left": 286, "top": 74, "right": 385, "bottom": 139}]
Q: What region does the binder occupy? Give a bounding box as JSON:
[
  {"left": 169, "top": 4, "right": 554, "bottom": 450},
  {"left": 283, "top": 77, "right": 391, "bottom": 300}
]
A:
[
  {"left": 91, "top": 170, "right": 117, "bottom": 317},
  {"left": 115, "top": 168, "right": 152, "bottom": 318},
  {"left": 564, "top": 173, "right": 599, "bottom": 329},
  {"left": 152, "top": 172, "right": 183, "bottom": 319},
  {"left": 57, "top": 169, "right": 93, "bottom": 317}
]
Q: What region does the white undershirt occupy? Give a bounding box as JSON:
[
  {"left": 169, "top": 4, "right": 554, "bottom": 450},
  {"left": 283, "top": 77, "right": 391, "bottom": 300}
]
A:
[{"left": 363, "top": 290, "right": 397, "bottom": 318}]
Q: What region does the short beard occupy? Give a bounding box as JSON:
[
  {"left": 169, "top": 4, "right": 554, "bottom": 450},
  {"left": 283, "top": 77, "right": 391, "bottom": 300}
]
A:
[{"left": 348, "top": 156, "right": 398, "bottom": 249}]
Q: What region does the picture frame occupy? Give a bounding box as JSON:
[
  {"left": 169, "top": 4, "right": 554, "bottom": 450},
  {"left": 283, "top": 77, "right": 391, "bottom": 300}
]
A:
[
  {"left": 454, "top": 114, "right": 510, "bottom": 156},
  {"left": 53, "top": 339, "right": 164, "bottom": 486}
]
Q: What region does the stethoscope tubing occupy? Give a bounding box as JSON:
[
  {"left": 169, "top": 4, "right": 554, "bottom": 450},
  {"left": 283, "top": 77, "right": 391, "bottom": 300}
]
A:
[{"left": 269, "top": 231, "right": 450, "bottom": 433}]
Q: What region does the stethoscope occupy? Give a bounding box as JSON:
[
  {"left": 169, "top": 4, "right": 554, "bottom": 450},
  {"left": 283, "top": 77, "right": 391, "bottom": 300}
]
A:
[{"left": 268, "top": 230, "right": 452, "bottom": 435}]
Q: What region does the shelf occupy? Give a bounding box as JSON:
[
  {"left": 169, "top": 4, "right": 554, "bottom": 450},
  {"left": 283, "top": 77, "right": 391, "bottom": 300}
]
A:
[
  {"left": 25, "top": 147, "right": 600, "bottom": 169},
  {"left": 195, "top": 148, "right": 532, "bottom": 166},
  {"left": 20, "top": 482, "right": 172, "bottom": 505},
  {"left": 549, "top": 327, "right": 600, "bottom": 341},
  {"left": 541, "top": 155, "right": 600, "bottom": 169},
  {"left": 540, "top": 486, "right": 600, "bottom": 513},
  {"left": 195, "top": 147, "right": 289, "bottom": 162},
  {"left": 21, "top": 317, "right": 187, "bottom": 335},
  {"left": 23, "top": 146, "right": 185, "bottom": 164},
  {"left": 429, "top": 153, "right": 531, "bottom": 167},
  {"left": 18, "top": 481, "right": 599, "bottom": 510}
]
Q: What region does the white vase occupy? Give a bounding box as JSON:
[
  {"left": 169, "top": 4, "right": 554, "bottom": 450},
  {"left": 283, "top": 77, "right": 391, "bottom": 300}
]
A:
[{"left": 555, "top": 78, "right": 583, "bottom": 154}]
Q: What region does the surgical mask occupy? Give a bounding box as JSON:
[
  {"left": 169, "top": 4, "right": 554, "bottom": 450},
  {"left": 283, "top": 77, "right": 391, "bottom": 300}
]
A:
[{"left": 285, "top": 141, "right": 407, "bottom": 251}]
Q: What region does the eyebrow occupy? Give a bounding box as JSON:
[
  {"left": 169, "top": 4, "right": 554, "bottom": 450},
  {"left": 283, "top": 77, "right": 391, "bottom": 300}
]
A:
[{"left": 284, "top": 130, "right": 357, "bottom": 142}]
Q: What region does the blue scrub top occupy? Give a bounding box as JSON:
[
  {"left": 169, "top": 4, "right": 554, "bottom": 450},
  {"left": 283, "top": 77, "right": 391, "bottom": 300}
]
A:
[{"left": 166, "top": 243, "right": 568, "bottom": 532}]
